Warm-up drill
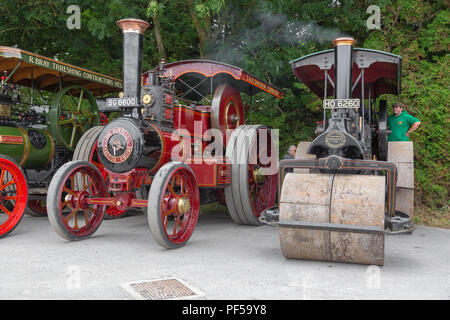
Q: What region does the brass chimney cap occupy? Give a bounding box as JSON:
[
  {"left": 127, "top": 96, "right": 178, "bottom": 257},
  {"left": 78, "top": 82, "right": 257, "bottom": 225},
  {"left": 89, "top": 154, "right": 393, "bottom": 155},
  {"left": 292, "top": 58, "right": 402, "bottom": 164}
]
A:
[
  {"left": 332, "top": 37, "right": 355, "bottom": 46},
  {"left": 117, "top": 18, "right": 150, "bottom": 35}
]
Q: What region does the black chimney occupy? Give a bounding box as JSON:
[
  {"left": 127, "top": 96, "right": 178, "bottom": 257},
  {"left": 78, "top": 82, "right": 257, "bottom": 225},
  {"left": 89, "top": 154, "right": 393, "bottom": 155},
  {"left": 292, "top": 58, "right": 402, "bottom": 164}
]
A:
[
  {"left": 116, "top": 18, "right": 150, "bottom": 98},
  {"left": 333, "top": 37, "right": 355, "bottom": 99}
]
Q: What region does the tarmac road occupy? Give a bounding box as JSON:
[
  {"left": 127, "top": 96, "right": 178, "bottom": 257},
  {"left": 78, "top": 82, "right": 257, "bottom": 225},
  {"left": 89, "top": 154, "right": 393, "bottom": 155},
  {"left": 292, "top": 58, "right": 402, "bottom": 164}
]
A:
[{"left": 1, "top": 209, "right": 449, "bottom": 300}]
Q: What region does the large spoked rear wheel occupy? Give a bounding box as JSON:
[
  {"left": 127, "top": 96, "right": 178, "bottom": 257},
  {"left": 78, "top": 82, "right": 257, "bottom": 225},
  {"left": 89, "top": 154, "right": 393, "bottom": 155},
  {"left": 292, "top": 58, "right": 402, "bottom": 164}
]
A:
[
  {"left": 48, "top": 85, "right": 100, "bottom": 151},
  {"left": 148, "top": 162, "right": 200, "bottom": 249},
  {"left": 0, "top": 156, "right": 28, "bottom": 238},
  {"left": 225, "top": 125, "right": 278, "bottom": 225},
  {"left": 47, "top": 160, "right": 107, "bottom": 240}
]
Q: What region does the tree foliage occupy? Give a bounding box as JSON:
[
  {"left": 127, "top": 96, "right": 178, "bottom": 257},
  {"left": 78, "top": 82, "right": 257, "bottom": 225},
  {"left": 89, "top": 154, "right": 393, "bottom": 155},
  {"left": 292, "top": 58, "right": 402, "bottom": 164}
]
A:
[{"left": 0, "top": 0, "right": 448, "bottom": 208}]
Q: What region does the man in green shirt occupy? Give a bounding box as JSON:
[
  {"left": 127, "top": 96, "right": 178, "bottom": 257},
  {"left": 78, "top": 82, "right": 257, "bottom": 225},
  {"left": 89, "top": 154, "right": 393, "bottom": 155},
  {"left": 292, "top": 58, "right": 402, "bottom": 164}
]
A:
[{"left": 387, "top": 102, "right": 421, "bottom": 141}]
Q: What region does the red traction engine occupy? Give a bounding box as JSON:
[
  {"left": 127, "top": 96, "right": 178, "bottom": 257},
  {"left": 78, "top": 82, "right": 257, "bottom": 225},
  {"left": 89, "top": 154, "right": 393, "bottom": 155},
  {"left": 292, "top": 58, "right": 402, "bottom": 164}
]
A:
[{"left": 46, "top": 18, "right": 282, "bottom": 248}]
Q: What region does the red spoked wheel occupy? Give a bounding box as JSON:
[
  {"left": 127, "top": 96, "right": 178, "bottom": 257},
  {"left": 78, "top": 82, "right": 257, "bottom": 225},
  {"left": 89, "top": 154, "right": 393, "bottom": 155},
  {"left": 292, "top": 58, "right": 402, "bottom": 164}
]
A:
[
  {"left": 25, "top": 199, "right": 47, "bottom": 217},
  {"left": 148, "top": 162, "right": 199, "bottom": 249},
  {"left": 0, "top": 156, "right": 28, "bottom": 238},
  {"left": 225, "top": 125, "right": 277, "bottom": 225},
  {"left": 46, "top": 160, "right": 107, "bottom": 240},
  {"left": 99, "top": 112, "right": 109, "bottom": 126}
]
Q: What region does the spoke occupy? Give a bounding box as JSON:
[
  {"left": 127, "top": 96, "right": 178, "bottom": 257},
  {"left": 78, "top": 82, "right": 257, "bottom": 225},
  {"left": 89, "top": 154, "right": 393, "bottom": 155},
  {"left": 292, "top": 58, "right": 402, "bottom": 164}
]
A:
[
  {"left": 69, "top": 125, "right": 77, "bottom": 148},
  {"left": 163, "top": 208, "right": 176, "bottom": 227},
  {"left": 83, "top": 210, "right": 90, "bottom": 225},
  {"left": 172, "top": 214, "right": 185, "bottom": 235},
  {"left": 64, "top": 207, "right": 78, "bottom": 223},
  {"left": 0, "top": 179, "right": 15, "bottom": 191},
  {"left": 80, "top": 112, "right": 95, "bottom": 120},
  {"left": 69, "top": 96, "right": 79, "bottom": 112},
  {"left": 178, "top": 216, "right": 184, "bottom": 230},
  {"left": 163, "top": 208, "right": 176, "bottom": 218},
  {"left": 82, "top": 180, "right": 94, "bottom": 193},
  {"left": 180, "top": 177, "right": 184, "bottom": 195},
  {"left": 77, "top": 90, "right": 84, "bottom": 112},
  {"left": 167, "top": 184, "right": 177, "bottom": 197},
  {"left": 86, "top": 206, "right": 95, "bottom": 217},
  {"left": 61, "top": 200, "right": 71, "bottom": 210},
  {"left": 4, "top": 196, "right": 17, "bottom": 201},
  {"left": 0, "top": 204, "right": 12, "bottom": 216},
  {"left": 172, "top": 216, "right": 180, "bottom": 234},
  {"left": 73, "top": 210, "right": 79, "bottom": 230},
  {"left": 58, "top": 118, "right": 74, "bottom": 126},
  {"left": 63, "top": 186, "right": 77, "bottom": 197},
  {"left": 62, "top": 96, "right": 76, "bottom": 113},
  {"left": 0, "top": 169, "right": 5, "bottom": 188}
]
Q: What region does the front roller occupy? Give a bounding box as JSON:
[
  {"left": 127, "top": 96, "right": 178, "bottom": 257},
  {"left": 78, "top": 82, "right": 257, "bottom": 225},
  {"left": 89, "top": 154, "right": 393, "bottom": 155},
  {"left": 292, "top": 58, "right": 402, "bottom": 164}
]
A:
[
  {"left": 148, "top": 162, "right": 200, "bottom": 249},
  {"left": 0, "top": 156, "right": 28, "bottom": 238},
  {"left": 47, "top": 160, "right": 107, "bottom": 240},
  {"left": 279, "top": 173, "right": 386, "bottom": 266}
]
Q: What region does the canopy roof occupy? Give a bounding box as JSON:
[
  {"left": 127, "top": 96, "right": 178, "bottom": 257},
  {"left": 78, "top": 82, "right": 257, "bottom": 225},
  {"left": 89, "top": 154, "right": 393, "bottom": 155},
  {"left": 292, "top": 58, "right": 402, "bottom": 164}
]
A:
[
  {"left": 0, "top": 46, "right": 123, "bottom": 97},
  {"left": 291, "top": 48, "right": 402, "bottom": 99},
  {"left": 144, "top": 60, "right": 283, "bottom": 101}
]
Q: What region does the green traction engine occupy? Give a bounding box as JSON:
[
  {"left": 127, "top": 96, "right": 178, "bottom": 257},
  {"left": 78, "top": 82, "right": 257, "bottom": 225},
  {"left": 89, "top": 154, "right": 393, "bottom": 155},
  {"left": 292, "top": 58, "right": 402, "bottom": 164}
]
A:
[{"left": 0, "top": 46, "right": 122, "bottom": 238}]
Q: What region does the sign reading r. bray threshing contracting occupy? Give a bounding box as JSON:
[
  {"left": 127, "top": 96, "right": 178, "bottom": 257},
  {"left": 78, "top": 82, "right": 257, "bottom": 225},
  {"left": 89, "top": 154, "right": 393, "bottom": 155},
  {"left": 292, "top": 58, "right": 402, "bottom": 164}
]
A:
[{"left": 22, "top": 53, "right": 122, "bottom": 88}]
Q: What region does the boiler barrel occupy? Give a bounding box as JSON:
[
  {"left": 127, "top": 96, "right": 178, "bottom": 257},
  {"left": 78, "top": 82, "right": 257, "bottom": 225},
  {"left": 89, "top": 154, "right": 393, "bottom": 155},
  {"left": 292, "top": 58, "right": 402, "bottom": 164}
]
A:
[
  {"left": 278, "top": 173, "right": 386, "bottom": 266},
  {"left": 0, "top": 126, "right": 54, "bottom": 169}
]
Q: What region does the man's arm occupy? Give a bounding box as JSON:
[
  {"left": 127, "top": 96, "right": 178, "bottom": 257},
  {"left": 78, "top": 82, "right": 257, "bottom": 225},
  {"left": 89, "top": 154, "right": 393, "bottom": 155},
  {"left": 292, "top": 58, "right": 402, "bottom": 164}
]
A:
[{"left": 406, "top": 121, "right": 420, "bottom": 137}]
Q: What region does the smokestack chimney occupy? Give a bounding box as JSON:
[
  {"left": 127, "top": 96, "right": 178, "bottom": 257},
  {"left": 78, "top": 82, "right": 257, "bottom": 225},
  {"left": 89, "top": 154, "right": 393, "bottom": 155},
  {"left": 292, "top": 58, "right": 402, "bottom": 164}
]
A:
[
  {"left": 117, "top": 18, "right": 150, "bottom": 98},
  {"left": 332, "top": 37, "right": 355, "bottom": 99}
]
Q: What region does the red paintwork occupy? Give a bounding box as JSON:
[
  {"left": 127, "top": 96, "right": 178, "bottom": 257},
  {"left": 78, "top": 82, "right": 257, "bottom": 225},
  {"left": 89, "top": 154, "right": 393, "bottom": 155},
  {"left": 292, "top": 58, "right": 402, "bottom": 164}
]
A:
[
  {"left": 172, "top": 106, "right": 210, "bottom": 138},
  {"left": 0, "top": 157, "right": 28, "bottom": 237},
  {"left": 142, "top": 124, "right": 181, "bottom": 175},
  {"left": 292, "top": 49, "right": 402, "bottom": 99},
  {"left": 186, "top": 158, "right": 231, "bottom": 187},
  {"left": 107, "top": 167, "right": 148, "bottom": 192},
  {"left": 143, "top": 60, "right": 283, "bottom": 99}
]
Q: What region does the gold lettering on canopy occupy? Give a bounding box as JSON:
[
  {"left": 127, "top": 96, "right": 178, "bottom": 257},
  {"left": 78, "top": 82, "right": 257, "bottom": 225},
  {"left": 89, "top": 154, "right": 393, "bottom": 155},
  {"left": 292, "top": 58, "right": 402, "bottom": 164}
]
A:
[{"left": 22, "top": 53, "right": 123, "bottom": 89}]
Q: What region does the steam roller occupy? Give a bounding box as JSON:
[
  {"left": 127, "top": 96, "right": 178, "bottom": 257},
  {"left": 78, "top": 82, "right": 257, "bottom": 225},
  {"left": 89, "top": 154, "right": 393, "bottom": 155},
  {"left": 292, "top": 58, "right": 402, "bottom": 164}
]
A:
[{"left": 262, "top": 37, "right": 415, "bottom": 266}]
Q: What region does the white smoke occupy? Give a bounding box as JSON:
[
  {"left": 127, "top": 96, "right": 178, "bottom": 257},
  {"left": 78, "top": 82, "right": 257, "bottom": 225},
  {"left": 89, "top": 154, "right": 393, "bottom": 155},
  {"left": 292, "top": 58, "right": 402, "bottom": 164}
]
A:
[{"left": 207, "top": 9, "right": 347, "bottom": 65}]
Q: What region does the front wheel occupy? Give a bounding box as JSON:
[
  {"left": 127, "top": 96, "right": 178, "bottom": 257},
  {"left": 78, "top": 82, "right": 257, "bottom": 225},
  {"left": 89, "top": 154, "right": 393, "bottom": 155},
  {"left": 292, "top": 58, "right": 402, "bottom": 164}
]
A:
[
  {"left": 148, "top": 162, "right": 200, "bottom": 249},
  {"left": 47, "top": 160, "right": 107, "bottom": 240},
  {"left": 0, "top": 156, "right": 28, "bottom": 238}
]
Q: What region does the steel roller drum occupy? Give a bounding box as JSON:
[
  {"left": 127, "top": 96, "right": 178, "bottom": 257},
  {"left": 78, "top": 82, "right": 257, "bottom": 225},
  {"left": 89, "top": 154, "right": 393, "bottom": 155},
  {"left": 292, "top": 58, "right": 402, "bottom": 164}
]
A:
[{"left": 278, "top": 173, "right": 386, "bottom": 266}]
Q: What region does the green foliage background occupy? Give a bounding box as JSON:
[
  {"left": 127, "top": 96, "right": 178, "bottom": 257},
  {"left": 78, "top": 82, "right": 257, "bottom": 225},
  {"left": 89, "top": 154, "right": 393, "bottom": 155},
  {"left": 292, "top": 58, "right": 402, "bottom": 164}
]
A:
[{"left": 0, "top": 0, "right": 448, "bottom": 210}]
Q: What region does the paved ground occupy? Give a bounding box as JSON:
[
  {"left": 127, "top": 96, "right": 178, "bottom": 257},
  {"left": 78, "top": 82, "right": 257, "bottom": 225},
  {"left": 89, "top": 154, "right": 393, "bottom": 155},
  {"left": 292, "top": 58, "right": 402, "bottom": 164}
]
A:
[{"left": 1, "top": 209, "right": 449, "bottom": 300}]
